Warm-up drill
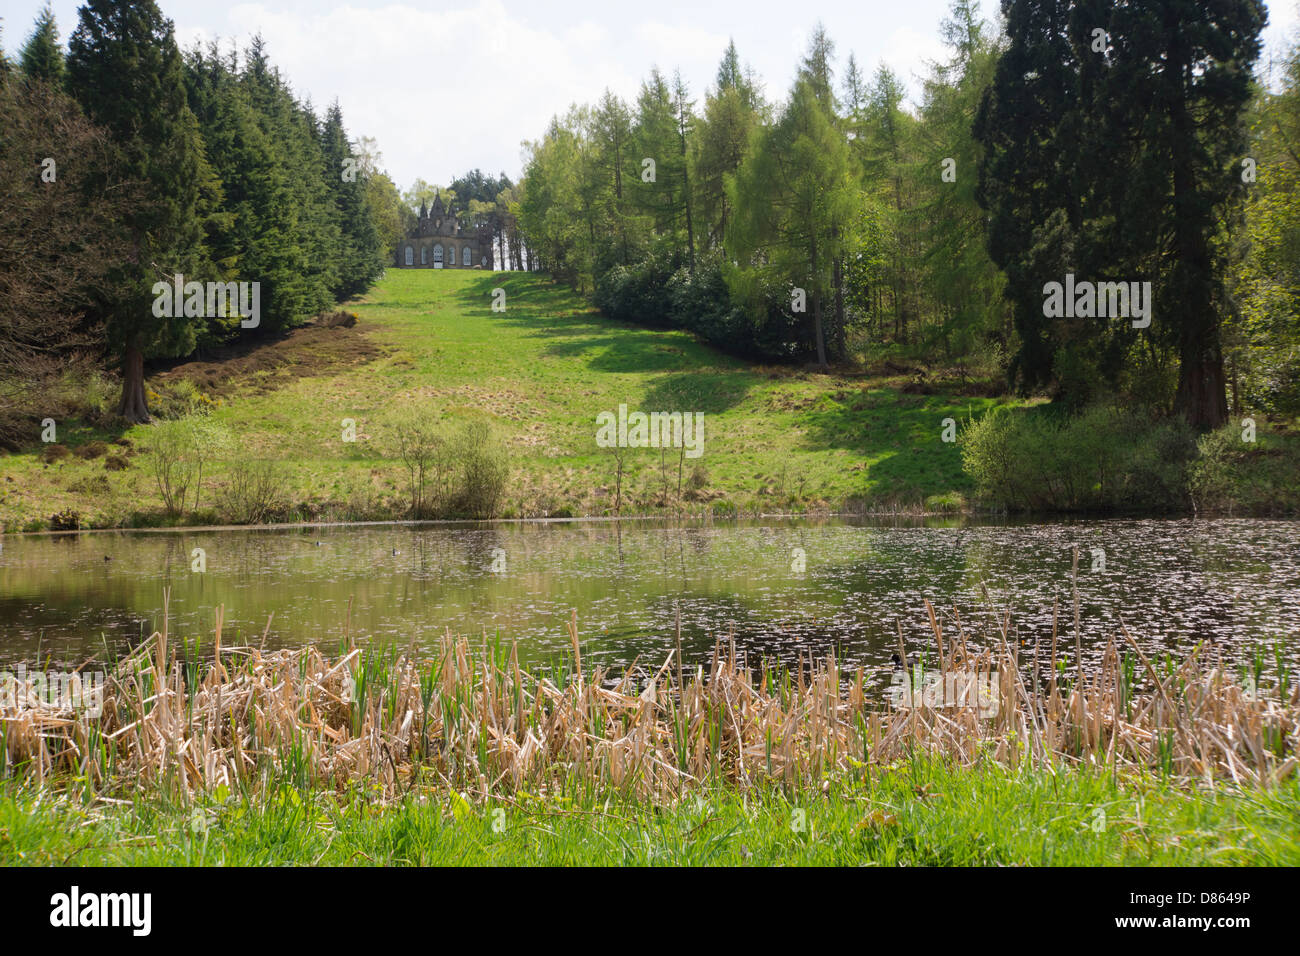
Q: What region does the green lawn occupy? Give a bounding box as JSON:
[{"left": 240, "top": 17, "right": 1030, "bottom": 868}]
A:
[
  {"left": 4, "top": 759, "right": 1295, "bottom": 866},
  {"left": 1, "top": 269, "right": 1018, "bottom": 530}
]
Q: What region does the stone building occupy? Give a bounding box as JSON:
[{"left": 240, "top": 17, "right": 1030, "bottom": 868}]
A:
[{"left": 394, "top": 191, "right": 492, "bottom": 269}]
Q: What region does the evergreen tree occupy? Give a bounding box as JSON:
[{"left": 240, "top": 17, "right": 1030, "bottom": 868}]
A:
[
  {"left": 632, "top": 69, "right": 692, "bottom": 263},
  {"left": 66, "top": 0, "right": 217, "bottom": 422},
  {"left": 20, "top": 4, "right": 64, "bottom": 87},
  {"left": 1097, "top": 0, "right": 1266, "bottom": 428},
  {"left": 322, "top": 100, "right": 384, "bottom": 297},
  {"left": 975, "top": 0, "right": 1081, "bottom": 395}
]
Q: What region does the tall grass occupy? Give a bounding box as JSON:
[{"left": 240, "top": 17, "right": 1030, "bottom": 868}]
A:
[{"left": 2, "top": 598, "right": 1295, "bottom": 804}]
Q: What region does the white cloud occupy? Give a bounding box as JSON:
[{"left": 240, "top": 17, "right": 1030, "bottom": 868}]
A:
[{"left": 174, "top": 1, "right": 641, "bottom": 189}]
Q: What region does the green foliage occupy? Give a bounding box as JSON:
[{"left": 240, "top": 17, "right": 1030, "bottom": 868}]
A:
[
  {"left": 453, "top": 422, "right": 510, "bottom": 520},
  {"left": 1227, "top": 44, "right": 1300, "bottom": 418},
  {"left": 961, "top": 404, "right": 1197, "bottom": 512},
  {"left": 146, "top": 416, "right": 231, "bottom": 516},
  {"left": 727, "top": 78, "right": 859, "bottom": 366},
  {"left": 975, "top": 0, "right": 1266, "bottom": 427},
  {"left": 385, "top": 411, "right": 509, "bottom": 519},
  {"left": 1188, "top": 422, "right": 1300, "bottom": 515},
  {"left": 66, "top": 0, "right": 218, "bottom": 420},
  {"left": 516, "top": 7, "right": 1022, "bottom": 371},
  {"left": 0, "top": 5, "right": 398, "bottom": 426},
  {"left": 18, "top": 3, "right": 64, "bottom": 86}
]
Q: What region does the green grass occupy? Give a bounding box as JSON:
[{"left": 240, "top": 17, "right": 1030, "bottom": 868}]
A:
[
  {"left": 0, "top": 269, "right": 1020, "bottom": 530},
  {"left": 4, "top": 758, "right": 1296, "bottom": 865}
]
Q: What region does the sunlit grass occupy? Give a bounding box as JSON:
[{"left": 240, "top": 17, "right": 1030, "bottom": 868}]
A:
[{"left": 1, "top": 270, "right": 1022, "bottom": 530}]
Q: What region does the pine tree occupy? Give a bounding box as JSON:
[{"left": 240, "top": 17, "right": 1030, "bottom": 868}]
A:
[
  {"left": 974, "top": 0, "right": 1080, "bottom": 395},
  {"left": 1098, "top": 0, "right": 1266, "bottom": 428},
  {"left": 20, "top": 4, "right": 64, "bottom": 87},
  {"left": 66, "top": 0, "right": 217, "bottom": 422}
]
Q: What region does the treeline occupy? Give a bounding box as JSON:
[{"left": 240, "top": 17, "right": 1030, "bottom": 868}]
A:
[
  {"left": 516, "top": 3, "right": 1006, "bottom": 367},
  {"left": 517, "top": 0, "right": 1298, "bottom": 431},
  {"left": 0, "top": 0, "right": 404, "bottom": 433}
]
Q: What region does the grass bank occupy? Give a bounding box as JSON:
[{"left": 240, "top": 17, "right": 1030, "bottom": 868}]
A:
[
  {"left": 1, "top": 269, "right": 1017, "bottom": 532},
  {"left": 5, "top": 761, "right": 1297, "bottom": 866}
]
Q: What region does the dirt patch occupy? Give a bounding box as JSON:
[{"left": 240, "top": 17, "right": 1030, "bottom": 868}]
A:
[
  {"left": 151, "top": 316, "right": 386, "bottom": 398},
  {"left": 399, "top": 383, "right": 543, "bottom": 421}
]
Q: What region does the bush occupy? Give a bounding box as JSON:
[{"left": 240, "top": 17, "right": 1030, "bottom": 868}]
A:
[
  {"left": 452, "top": 422, "right": 509, "bottom": 519},
  {"left": 50, "top": 508, "right": 81, "bottom": 531},
  {"left": 961, "top": 403, "right": 1196, "bottom": 512},
  {"left": 384, "top": 413, "right": 509, "bottom": 519},
  {"left": 385, "top": 408, "right": 452, "bottom": 518},
  {"left": 147, "top": 417, "right": 232, "bottom": 516},
  {"left": 73, "top": 441, "right": 108, "bottom": 460},
  {"left": 150, "top": 379, "right": 219, "bottom": 419},
  {"left": 1189, "top": 421, "right": 1300, "bottom": 515},
  {"left": 217, "top": 460, "right": 287, "bottom": 525}
]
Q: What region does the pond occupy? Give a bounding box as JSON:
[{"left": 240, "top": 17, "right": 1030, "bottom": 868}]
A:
[{"left": 2, "top": 516, "right": 1297, "bottom": 695}]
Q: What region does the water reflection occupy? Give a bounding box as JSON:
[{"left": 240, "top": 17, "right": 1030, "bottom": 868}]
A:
[{"left": 2, "top": 517, "right": 1297, "bottom": 696}]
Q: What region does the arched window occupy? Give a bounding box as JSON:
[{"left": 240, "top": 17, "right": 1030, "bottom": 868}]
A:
[
  {"left": 480, "top": 255, "right": 488, "bottom": 268},
  {"left": 433, "top": 244, "right": 444, "bottom": 268},
  {"left": 448, "top": 245, "right": 457, "bottom": 267},
  {"left": 420, "top": 246, "right": 427, "bottom": 265},
  {"left": 463, "top": 246, "right": 471, "bottom": 266},
  {"left": 404, "top": 246, "right": 413, "bottom": 266}
]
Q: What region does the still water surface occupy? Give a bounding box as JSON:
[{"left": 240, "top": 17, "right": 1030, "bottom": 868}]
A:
[{"left": 2, "top": 517, "right": 1297, "bottom": 692}]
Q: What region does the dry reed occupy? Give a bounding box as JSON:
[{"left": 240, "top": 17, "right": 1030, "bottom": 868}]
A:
[{"left": 1, "top": 600, "right": 1296, "bottom": 802}]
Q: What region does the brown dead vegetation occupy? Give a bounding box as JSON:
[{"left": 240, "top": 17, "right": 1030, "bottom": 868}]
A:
[{"left": 2, "top": 601, "right": 1295, "bottom": 802}]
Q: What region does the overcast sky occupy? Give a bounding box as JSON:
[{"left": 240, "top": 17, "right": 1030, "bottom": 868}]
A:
[{"left": 5, "top": 0, "right": 1299, "bottom": 191}]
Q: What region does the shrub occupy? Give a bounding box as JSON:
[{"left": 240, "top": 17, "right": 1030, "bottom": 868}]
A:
[
  {"left": 1189, "top": 421, "right": 1300, "bottom": 515},
  {"left": 146, "top": 417, "right": 230, "bottom": 516},
  {"left": 73, "top": 441, "right": 108, "bottom": 460},
  {"left": 217, "top": 460, "right": 287, "bottom": 525},
  {"left": 452, "top": 422, "right": 509, "bottom": 518},
  {"left": 50, "top": 508, "right": 80, "bottom": 531},
  {"left": 150, "top": 379, "right": 219, "bottom": 420},
  {"left": 385, "top": 408, "right": 452, "bottom": 518},
  {"left": 384, "top": 412, "right": 511, "bottom": 520},
  {"left": 147, "top": 420, "right": 197, "bottom": 516},
  {"left": 961, "top": 403, "right": 1197, "bottom": 512}
]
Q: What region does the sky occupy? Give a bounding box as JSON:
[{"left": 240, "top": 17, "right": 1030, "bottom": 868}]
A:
[{"left": 4, "top": 0, "right": 1299, "bottom": 191}]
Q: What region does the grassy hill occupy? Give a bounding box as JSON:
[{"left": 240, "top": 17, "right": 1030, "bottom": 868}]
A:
[{"left": 1, "top": 269, "right": 1016, "bottom": 531}]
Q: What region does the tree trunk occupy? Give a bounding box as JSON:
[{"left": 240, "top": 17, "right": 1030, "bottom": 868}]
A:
[
  {"left": 832, "top": 255, "right": 846, "bottom": 359},
  {"left": 117, "top": 341, "right": 151, "bottom": 423},
  {"left": 812, "top": 291, "right": 828, "bottom": 368},
  {"left": 1168, "top": 46, "right": 1228, "bottom": 431},
  {"left": 1174, "top": 346, "right": 1229, "bottom": 430},
  {"left": 810, "top": 236, "right": 827, "bottom": 368}
]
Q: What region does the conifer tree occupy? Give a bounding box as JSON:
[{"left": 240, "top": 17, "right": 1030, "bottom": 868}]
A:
[
  {"left": 66, "top": 0, "right": 217, "bottom": 422},
  {"left": 20, "top": 4, "right": 64, "bottom": 87}
]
